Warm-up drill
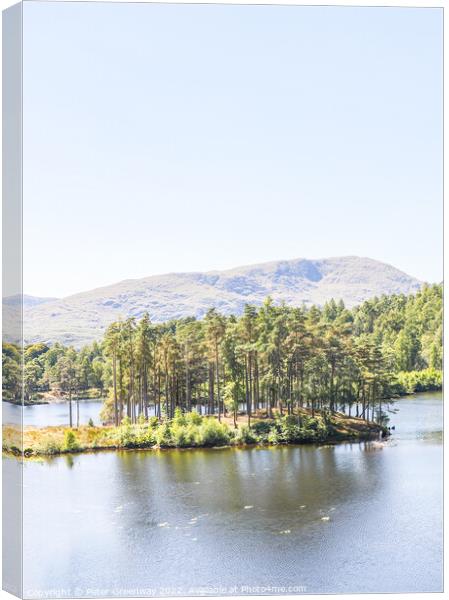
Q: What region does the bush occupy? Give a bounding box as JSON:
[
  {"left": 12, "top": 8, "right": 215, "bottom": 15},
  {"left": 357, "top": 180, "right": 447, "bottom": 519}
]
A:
[
  {"left": 135, "top": 425, "right": 155, "bottom": 447},
  {"left": 267, "top": 429, "right": 282, "bottom": 444},
  {"left": 272, "top": 414, "right": 330, "bottom": 443},
  {"left": 394, "top": 368, "right": 443, "bottom": 394},
  {"left": 119, "top": 422, "right": 155, "bottom": 448},
  {"left": 88, "top": 418, "right": 94, "bottom": 427},
  {"left": 186, "top": 411, "right": 202, "bottom": 426},
  {"left": 196, "top": 418, "right": 231, "bottom": 447},
  {"left": 63, "top": 430, "right": 79, "bottom": 452},
  {"left": 148, "top": 416, "right": 160, "bottom": 428},
  {"left": 154, "top": 422, "right": 173, "bottom": 447},
  {"left": 278, "top": 416, "right": 301, "bottom": 443},
  {"left": 251, "top": 420, "right": 272, "bottom": 435},
  {"left": 173, "top": 407, "right": 187, "bottom": 426},
  {"left": 233, "top": 425, "right": 258, "bottom": 444},
  {"left": 302, "top": 416, "right": 320, "bottom": 430},
  {"left": 171, "top": 423, "right": 197, "bottom": 448},
  {"left": 119, "top": 421, "right": 137, "bottom": 448}
]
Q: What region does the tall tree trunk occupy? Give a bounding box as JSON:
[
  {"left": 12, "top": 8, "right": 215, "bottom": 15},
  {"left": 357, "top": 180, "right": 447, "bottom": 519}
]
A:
[
  {"left": 215, "top": 339, "right": 221, "bottom": 422},
  {"left": 165, "top": 366, "right": 170, "bottom": 419},
  {"left": 208, "top": 364, "right": 214, "bottom": 415},
  {"left": 185, "top": 360, "right": 191, "bottom": 412},
  {"left": 69, "top": 388, "right": 73, "bottom": 428},
  {"left": 157, "top": 368, "right": 161, "bottom": 421},
  {"left": 248, "top": 353, "right": 253, "bottom": 417},
  {"left": 254, "top": 353, "right": 260, "bottom": 414},
  {"left": 245, "top": 356, "right": 251, "bottom": 426},
  {"left": 113, "top": 354, "right": 118, "bottom": 426}
]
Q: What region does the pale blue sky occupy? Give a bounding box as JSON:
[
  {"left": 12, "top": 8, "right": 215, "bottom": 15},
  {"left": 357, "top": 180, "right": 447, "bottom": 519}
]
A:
[{"left": 23, "top": 2, "right": 443, "bottom": 298}]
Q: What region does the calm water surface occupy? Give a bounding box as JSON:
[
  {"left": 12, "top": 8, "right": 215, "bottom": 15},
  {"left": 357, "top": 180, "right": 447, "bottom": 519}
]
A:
[
  {"left": 19, "top": 392, "right": 442, "bottom": 597},
  {"left": 2, "top": 399, "right": 104, "bottom": 426},
  {"left": 2, "top": 400, "right": 226, "bottom": 426}
]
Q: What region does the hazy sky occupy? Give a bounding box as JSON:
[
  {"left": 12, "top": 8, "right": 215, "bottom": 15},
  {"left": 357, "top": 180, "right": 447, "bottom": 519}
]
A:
[{"left": 23, "top": 2, "right": 443, "bottom": 298}]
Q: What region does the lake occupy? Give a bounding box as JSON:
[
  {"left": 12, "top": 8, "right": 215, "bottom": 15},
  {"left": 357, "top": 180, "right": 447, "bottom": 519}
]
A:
[
  {"left": 2, "top": 399, "right": 104, "bottom": 427},
  {"left": 15, "top": 392, "right": 444, "bottom": 596},
  {"left": 2, "top": 400, "right": 261, "bottom": 427}
]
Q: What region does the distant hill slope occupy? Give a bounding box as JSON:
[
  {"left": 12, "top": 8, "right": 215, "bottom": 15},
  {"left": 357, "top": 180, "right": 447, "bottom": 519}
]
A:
[
  {"left": 3, "top": 294, "right": 57, "bottom": 308},
  {"left": 20, "top": 256, "right": 422, "bottom": 347}
]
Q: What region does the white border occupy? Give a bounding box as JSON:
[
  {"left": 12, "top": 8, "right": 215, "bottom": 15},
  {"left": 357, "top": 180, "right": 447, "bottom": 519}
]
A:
[{"left": 0, "top": 2, "right": 446, "bottom": 600}]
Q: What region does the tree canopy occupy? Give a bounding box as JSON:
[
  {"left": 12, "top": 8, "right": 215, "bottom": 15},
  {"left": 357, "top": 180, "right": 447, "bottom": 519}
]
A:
[{"left": 3, "top": 284, "right": 442, "bottom": 427}]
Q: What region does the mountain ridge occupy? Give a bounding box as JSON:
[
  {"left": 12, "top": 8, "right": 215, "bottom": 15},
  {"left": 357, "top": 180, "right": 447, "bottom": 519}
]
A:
[{"left": 19, "top": 256, "right": 422, "bottom": 347}]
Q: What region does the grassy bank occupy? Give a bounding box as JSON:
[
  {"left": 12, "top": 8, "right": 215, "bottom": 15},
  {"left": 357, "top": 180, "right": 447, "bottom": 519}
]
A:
[{"left": 3, "top": 409, "right": 384, "bottom": 457}]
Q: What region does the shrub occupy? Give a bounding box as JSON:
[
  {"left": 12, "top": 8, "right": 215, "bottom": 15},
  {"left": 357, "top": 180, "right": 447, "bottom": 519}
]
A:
[
  {"left": 271, "top": 414, "right": 330, "bottom": 444},
  {"left": 119, "top": 421, "right": 137, "bottom": 448},
  {"left": 87, "top": 418, "right": 95, "bottom": 427},
  {"left": 303, "top": 416, "right": 320, "bottom": 430},
  {"left": 171, "top": 423, "right": 197, "bottom": 448},
  {"left": 394, "top": 368, "right": 443, "bottom": 395},
  {"left": 186, "top": 411, "right": 202, "bottom": 426},
  {"left": 173, "top": 407, "right": 187, "bottom": 426},
  {"left": 197, "top": 419, "right": 231, "bottom": 447},
  {"left": 63, "top": 430, "right": 79, "bottom": 452},
  {"left": 135, "top": 425, "right": 155, "bottom": 447},
  {"left": 251, "top": 421, "right": 272, "bottom": 435},
  {"left": 234, "top": 425, "right": 258, "bottom": 444},
  {"left": 279, "top": 417, "right": 302, "bottom": 443},
  {"left": 267, "top": 429, "right": 282, "bottom": 444},
  {"left": 154, "top": 422, "right": 173, "bottom": 447},
  {"left": 148, "top": 416, "right": 160, "bottom": 428}
]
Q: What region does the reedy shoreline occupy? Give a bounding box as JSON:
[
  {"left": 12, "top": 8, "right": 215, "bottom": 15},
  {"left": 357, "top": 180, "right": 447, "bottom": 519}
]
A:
[{"left": 3, "top": 408, "right": 385, "bottom": 458}]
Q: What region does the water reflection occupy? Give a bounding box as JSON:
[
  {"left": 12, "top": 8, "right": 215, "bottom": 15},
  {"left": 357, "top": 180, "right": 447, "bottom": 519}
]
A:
[{"left": 22, "top": 393, "right": 442, "bottom": 596}]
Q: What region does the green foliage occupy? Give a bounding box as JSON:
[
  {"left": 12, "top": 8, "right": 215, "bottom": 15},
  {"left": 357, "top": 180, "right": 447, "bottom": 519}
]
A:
[
  {"left": 152, "top": 417, "right": 231, "bottom": 448},
  {"left": 186, "top": 411, "right": 202, "bottom": 426},
  {"left": 233, "top": 425, "right": 258, "bottom": 444},
  {"left": 267, "top": 414, "right": 330, "bottom": 444},
  {"left": 196, "top": 418, "right": 231, "bottom": 447},
  {"left": 353, "top": 284, "right": 442, "bottom": 371},
  {"left": 3, "top": 286, "right": 441, "bottom": 430},
  {"left": 88, "top": 418, "right": 94, "bottom": 427},
  {"left": 173, "top": 407, "right": 187, "bottom": 426},
  {"left": 118, "top": 419, "right": 155, "bottom": 448},
  {"left": 170, "top": 423, "right": 197, "bottom": 448},
  {"left": 135, "top": 425, "right": 155, "bottom": 447},
  {"left": 251, "top": 420, "right": 272, "bottom": 435},
  {"left": 153, "top": 422, "right": 173, "bottom": 447},
  {"left": 137, "top": 413, "right": 147, "bottom": 425},
  {"left": 63, "top": 430, "right": 79, "bottom": 452},
  {"left": 394, "top": 368, "right": 443, "bottom": 395},
  {"left": 25, "top": 343, "right": 50, "bottom": 361},
  {"left": 267, "top": 429, "right": 282, "bottom": 444},
  {"left": 38, "top": 438, "right": 63, "bottom": 455},
  {"left": 223, "top": 380, "right": 243, "bottom": 416}
]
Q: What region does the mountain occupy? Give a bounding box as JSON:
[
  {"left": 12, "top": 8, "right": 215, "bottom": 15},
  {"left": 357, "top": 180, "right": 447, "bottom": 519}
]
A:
[
  {"left": 21, "top": 256, "right": 422, "bottom": 347},
  {"left": 3, "top": 294, "right": 57, "bottom": 308}
]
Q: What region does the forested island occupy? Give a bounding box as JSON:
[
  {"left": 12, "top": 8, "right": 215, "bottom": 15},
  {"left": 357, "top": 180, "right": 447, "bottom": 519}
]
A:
[{"left": 2, "top": 284, "right": 442, "bottom": 456}]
